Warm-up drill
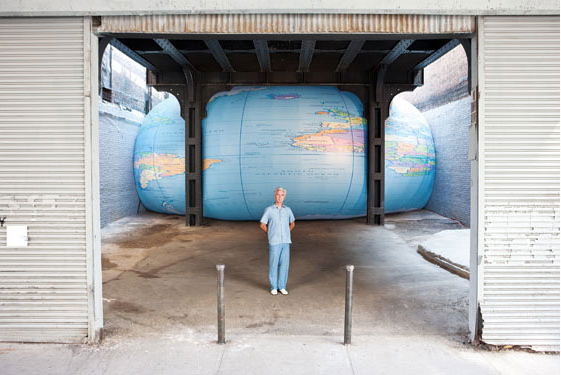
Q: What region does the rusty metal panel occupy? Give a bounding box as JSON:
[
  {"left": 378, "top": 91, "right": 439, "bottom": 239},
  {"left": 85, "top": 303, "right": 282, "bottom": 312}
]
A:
[{"left": 97, "top": 14, "right": 475, "bottom": 35}]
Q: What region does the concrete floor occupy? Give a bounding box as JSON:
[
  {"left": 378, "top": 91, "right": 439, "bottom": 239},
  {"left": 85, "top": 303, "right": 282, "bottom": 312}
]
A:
[
  {"left": 2, "top": 334, "right": 559, "bottom": 375},
  {"left": 100, "top": 210, "right": 469, "bottom": 342},
  {"left": 3, "top": 211, "right": 559, "bottom": 374}
]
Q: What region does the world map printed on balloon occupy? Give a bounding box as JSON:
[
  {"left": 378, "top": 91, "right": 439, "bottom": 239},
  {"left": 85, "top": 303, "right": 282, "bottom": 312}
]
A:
[
  {"left": 133, "top": 98, "right": 186, "bottom": 214},
  {"left": 384, "top": 96, "right": 435, "bottom": 213},
  {"left": 133, "top": 87, "right": 435, "bottom": 219},
  {"left": 202, "top": 86, "right": 366, "bottom": 220}
]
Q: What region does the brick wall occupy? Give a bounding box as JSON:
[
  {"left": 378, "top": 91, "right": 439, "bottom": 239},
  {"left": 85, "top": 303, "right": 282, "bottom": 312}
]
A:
[
  {"left": 422, "top": 97, "right": 471, "bottom": 226},
  {"left": 399, "top": 45, "right": 471, "bottom": 226},
  {"left": 99, "top": 101, "right": 144, "bottom": 228},
  {"left": 401, "top": 45, "right": 469, "bottom": 110}
]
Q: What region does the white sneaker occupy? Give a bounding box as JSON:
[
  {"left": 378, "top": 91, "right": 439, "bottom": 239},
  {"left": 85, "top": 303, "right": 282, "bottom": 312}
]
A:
[
  {"left": 270, "top": 289, "right": 278, "bottom": 295},
  {"left": 279, "top": 289, "right": 289, "bottom": 295}
]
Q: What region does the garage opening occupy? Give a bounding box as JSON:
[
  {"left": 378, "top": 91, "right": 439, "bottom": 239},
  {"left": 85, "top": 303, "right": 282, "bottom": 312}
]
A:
[{"left": 96, "top": 29, "right": 474, "bottom": 343}]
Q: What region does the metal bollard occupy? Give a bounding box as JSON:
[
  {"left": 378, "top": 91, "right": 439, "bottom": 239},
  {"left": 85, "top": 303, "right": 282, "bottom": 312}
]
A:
[
  {"left": 216, "top": 264, "right": 225, "bottom": 344},
  {"left": 344, "top": 265, "right": 354, "bottom": 345}
]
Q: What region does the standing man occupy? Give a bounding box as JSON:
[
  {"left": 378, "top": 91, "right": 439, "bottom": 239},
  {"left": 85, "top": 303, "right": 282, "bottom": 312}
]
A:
[{"left": 260, "top": 187, "right": 295, "bottom": 295}]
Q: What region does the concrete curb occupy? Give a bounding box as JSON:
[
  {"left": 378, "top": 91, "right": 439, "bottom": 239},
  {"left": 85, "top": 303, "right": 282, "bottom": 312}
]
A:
[{"left": 417, "top": 245, "right": 470, "bottom": 280}]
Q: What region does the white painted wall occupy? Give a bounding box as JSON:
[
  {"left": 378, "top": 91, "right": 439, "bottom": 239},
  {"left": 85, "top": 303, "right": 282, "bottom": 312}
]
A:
[{"left": 0, "top": 0, "right": 558, "bottom": 16}]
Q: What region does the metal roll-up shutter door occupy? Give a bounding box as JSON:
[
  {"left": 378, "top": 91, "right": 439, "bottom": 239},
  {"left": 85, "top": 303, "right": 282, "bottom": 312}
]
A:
[
  {"left": 478, "top": 16, "right": 560, "bottom": 351},
  {"left": 0, "top": 17, "right": 91, "bottom": 343}
]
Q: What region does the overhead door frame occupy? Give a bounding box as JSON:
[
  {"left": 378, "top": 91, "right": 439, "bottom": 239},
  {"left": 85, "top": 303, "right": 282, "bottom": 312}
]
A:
[
  {"left": 92, "top": 13, "right": 481, "bottom": 343},
  {"left": 1, "top": 13, "right": 483, "bottom": 344},
  {"left": 91, "top": 15, "right": 561, "bottom": 350}
]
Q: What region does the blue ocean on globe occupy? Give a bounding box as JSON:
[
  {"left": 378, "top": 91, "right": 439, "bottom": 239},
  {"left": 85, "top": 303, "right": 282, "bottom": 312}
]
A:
[
  {"left": 203, "top": 86, "right": 367, "bottom": 220},
  {"left": 133, "top": 87, "right": 435, "bottom": 220}
]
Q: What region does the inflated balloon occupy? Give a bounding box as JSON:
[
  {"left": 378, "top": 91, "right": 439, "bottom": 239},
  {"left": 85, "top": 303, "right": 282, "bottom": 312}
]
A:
[{"left": 133, "top": 87, "right": 435, "bottom": 219}]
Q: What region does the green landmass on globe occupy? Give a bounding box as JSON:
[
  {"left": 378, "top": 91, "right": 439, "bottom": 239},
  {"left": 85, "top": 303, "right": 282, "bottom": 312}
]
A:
[
  {"left": 292, "top": 108, "right": 366, "bottom": 153},
  {"left": 385, "top": 114, "right": 435, "bottom": 177},
  {"left": 134, "top": 152, "right": 185, "bottom": 188},
  {"left": 134, "top": 153, "right": 223, "bottom": 190}
]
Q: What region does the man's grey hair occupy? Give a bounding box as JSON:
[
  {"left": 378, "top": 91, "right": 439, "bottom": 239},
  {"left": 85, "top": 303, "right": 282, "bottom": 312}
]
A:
[{"left": 275, "top": 186, "right": 287, "bottom": 194}]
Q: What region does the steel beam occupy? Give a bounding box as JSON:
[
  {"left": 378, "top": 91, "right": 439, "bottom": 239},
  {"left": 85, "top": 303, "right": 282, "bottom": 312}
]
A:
[
  {"left": 154, "top": 38, "right": 196, "bottom": 71},
  {"left": 366, "top": 65, "right": 389, "bottom": 225},
  {"left": 199, "top": 71, "right": 371, "bottom": 85},
  {"left": 138, "top": 48, "right": 435, "bottom": 55},
  {"left": 298, "top": 40, "right": 316, "bottom": 72},
  {"left": 150, "top": 77, "right": 202, "bottom": 226},
  {"left": 366, "top": 81, "right": 417, "bottom": 226},
  {"left": 205, "top": 40, "right": 234, "bottom": 72},
  {"left": 253, "top": 40, "right": 271, "bottom": 72},
  {"left": 155, "top": 71, "right": 413, "bottom": 87},
  {"left": 375, "top": 66, "right": 387, "bottom": 103},
  {"left": 459, "top": 39, "right": 472, "bottom": 92},
  {"left": 335, "top": 40, "right": 365, "bottom": 72},
  {"left": 378, "top": 39, "right": 414, "bottom": 67},
  {"left": 412, "top": 39, "right": 460, "bottom": 71},
  {"left": 110, "top": 38, "right": 159, "bottom": 72},
  {"left": 183, "top": 77, "right": 203, "bottom": 227},
  {"left": 98, "top": 37, "right": 112, "bottom": 95},
  {"left": 367, "top": 86, "right": 387, "bottom": 226},
  {"left": 150, "top": 41, "right": 200, "bottom": 226}
]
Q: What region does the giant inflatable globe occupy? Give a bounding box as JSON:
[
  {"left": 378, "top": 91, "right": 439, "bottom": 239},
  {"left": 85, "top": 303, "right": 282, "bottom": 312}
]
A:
[{"left": 133, "top": 87, "right": 435, "bottom": 219}]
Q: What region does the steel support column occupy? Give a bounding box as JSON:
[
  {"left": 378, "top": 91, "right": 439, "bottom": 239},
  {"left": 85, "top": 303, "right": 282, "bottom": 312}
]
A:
[
  {"left": 183, "top": 71, "right": 203, "bottom": 226},
  {"left": 149, "top": 72, "right": 203, "bottom": 226},
  {"left": 367, "top": 88, "right": 387, "bottom": 225},
  {"left": 367, "top": 39, "right": 418, "bottom": 224},
  {"left": 367, "top": 67, "right": 417, "bottom": 225},
  {"left": 367, "top": 65, "right": 388, "bottom": 225}
]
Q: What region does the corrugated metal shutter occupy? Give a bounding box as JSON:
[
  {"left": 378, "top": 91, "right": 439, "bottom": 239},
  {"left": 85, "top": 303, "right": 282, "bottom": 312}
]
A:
[
  {"left": 0, "top": 17, "right": 91, "bottom": 343},
  {"left": 478, "top": 16, "right": 560, "bottom": 351}
]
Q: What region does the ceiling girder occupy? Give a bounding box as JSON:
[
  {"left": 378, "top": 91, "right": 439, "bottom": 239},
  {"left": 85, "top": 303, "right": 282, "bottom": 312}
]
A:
[
  {"left": 110, "top": 38, "right": 159, "bottom": 72},
  {"left": 335, "top": 40, "right": 365, "bottom": 72},
  {"left": 253, "top": 40, "right": 271, "bottom": 72},
  {"left": 298, "top": 40, "right": 316, "bottom": 72},
  {"left": 137, "top": 49, "right": 436, "bottom": 55},
  {"left": 204, "top": 40, "right": 234, "bottom": 72},
  {"left": 412, "top": 39, "right": 460, "bottom": 71},
  {"left": 378, "top": 39, "right": 415, "bottom": 67},
  {"left": 114, "top": 37, "right": 461, "bottom": 87},
  {"left": 154, "top": 38, "right": 197, "bottom": 71}
]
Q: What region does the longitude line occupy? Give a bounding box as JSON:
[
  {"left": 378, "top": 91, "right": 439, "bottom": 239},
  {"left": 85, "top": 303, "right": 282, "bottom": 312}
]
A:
[
  {"left": 238, "top": 89, "right": 254, "bottom": 219},
  {"left": 151, "top": 115, "right": 174, "bottom": 213},
  {"left": 336, "top": 91, "right": 357, "bottom": 215}
]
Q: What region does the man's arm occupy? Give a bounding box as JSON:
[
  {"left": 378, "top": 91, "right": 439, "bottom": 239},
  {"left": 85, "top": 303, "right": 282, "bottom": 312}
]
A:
[
  {"left": 260, "top": 208, "right": 269, "bottom": 233},
  {"left": 289, "top": 209, "right": 295, "bottom": 231}
]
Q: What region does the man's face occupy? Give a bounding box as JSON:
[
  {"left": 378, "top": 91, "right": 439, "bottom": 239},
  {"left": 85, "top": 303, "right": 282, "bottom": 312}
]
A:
[{"left": 275, "top": 190, "right": 286, "bottom": 205}]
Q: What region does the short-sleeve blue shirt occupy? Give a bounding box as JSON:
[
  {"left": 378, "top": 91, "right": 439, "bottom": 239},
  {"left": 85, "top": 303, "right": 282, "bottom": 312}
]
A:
[{"left": 260, "top": 204, "right": 295, "bottom": 245}]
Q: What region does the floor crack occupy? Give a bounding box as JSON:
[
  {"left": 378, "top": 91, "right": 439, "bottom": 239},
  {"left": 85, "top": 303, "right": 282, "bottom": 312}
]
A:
[
  {"left": 345, "top": 345, "right": 356, "bottom": 375},
  {"left": 215, "top": 344, "right": 227, "bottom": 375}
]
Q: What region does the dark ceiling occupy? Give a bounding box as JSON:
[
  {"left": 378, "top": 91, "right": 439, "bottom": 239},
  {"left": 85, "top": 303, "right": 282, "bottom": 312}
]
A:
[{"left": 109, "top": 37, "right": 464, "bottom": 77}]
